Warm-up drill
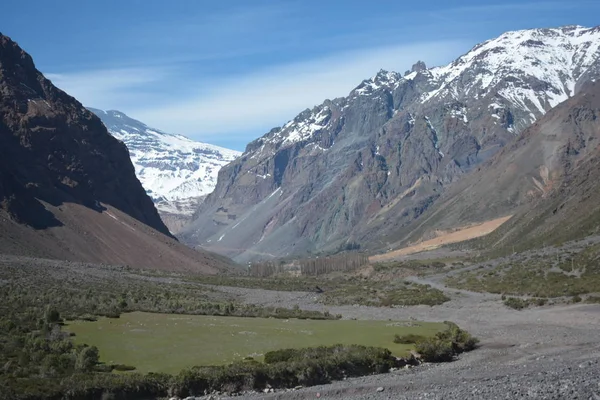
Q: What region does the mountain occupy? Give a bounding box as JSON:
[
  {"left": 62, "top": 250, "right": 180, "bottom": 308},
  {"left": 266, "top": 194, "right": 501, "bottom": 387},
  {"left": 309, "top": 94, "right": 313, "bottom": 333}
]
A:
[
  {"left": 180, "top": 25, "right": 600, "bottom": 262},
  {"left": 416, "top": 80, "right": 600, "bottom": 255},
  {"left": 0, "top": 33, "right": 233, "bottom": 273},
  {"left": 88, "top": 108, "right": 241, "bottom": 233}
]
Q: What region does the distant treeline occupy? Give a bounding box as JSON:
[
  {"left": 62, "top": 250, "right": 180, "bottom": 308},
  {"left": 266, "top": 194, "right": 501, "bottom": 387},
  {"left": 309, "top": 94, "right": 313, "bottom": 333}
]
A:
[
  {"left": 300, "top": 253, "right": 369, "bottom": 276},
  {"left": 248, "top": 253, "right": 369, "bottom": 277},
  {"left": 248, "top": 261, "right": 286, "bottom": 277}
]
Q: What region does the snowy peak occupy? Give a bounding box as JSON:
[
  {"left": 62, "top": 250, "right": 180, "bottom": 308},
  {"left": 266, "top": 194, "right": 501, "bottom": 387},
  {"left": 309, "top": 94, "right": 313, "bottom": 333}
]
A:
[
  {"left": 253, "top": 25, "right": 600, "bottom": 158},
  {"left": 422, "top": 25, "right": 600, "bottom": 110},
  {"left": 89, "top": 108, "right": 241, "bottom": 216}
]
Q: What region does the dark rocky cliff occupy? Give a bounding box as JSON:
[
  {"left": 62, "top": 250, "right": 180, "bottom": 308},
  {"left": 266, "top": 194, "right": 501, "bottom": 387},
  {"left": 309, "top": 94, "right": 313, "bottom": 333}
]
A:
[{"left": 0, "top": 33, "right": 171, "bottom": 236}]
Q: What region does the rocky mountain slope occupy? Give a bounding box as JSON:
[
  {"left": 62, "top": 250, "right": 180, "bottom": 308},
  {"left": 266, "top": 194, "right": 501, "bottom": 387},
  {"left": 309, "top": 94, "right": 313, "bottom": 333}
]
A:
[
  {"left": 0, "top": 33, "right": 233, "bottom": 273},
  {"left": 88, "top": 108, "right": 241, "bottom": 233},
  {"left": 180, "top": 25, "right": 600, "bottom": 261},
  {"left": 429, "top": 80, "right": 600, "bottom": 256}
]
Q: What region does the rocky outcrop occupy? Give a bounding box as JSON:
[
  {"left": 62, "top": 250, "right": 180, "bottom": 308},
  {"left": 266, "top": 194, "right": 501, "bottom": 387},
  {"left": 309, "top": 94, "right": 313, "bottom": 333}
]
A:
[
  {"left": 181, "top": 25, "right": 600, "bottom": 261},
  {"left": 0, "top": 33, "right": 234, "bottom": 273}
]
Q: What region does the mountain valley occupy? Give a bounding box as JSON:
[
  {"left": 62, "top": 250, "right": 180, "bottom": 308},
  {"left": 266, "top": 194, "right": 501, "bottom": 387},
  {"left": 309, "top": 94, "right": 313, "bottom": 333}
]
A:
[{"left": 1, "top": 18, "right": 600, "bottom": 400}]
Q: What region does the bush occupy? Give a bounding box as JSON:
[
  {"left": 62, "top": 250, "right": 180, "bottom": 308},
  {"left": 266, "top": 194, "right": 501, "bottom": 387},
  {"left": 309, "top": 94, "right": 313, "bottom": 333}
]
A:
[
  {"left": 112, "top": 364, "right": 137, "bottom": 372},
  {"left": 415, "top": 338, "right": 454, "bottom": 362},
  {"left": 415, "top": 322, "right": 478, "bottom": 363},
  {"left": 171, "top": 345, "right": 397, "bottom": 397},
  {"left": 393, "top": 334, "right": 426, "bottom": 344},
  {"left": 75, "top": 346, "right": 99, "bottom": 371},
  {"left": 503, "top": 297, "right": 528, "bottom": 310},
  {"left": 264, "top": 348, "right": 300, "bottom": 364}
]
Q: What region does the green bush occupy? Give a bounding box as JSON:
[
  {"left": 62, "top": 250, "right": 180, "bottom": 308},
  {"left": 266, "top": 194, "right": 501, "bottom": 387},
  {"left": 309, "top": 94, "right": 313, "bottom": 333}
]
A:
[
  {"left": 112, "top": 364, "right": 137, "bottom": 372},
  {"left": 503, "top": 297, "right": 528, "bottom": 310},
  {"left": 415, "top": 338, "right": 454, "bottom": 362},
  {"left": 393, "top": 334, "right": 426, "bottom": 344},
  {"left": 172, "top": 345, "right": 397, "bottom": 397},
  {"left": 415, "top": 322, "right": 478, "bottom": 363}
]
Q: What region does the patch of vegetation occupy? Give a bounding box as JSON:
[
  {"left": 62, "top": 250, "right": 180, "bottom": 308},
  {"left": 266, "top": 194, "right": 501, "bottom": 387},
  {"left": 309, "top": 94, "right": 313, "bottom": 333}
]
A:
[
  {"left": 372, "top": 259, "right": 451, "bottom": 275},
  {"left": 321, "top": 280, "right": 449, "bottom": 307},
  {"left": 415, "top": 322, "right": 479, "bottom": 363},
  {"left": 170, "top": 345, "right": 397, "bottom": 398},
  {"left": 66, "top": 312, "right": 444, "bottom": 373},
  {"left": 503, "top": 297, "right": 529, "bottom": 310},
  {"left": 586, "top": 295, "right": 600, "bottom": 304},
  {"left": 393, "top": 334, "right": 427, "bottom": 344},
  {"left": 0, "top": 258, "right": 452, "bottom": 399},
  {"left": 446, "top": 244, "right": 600, "bottom": 298}
]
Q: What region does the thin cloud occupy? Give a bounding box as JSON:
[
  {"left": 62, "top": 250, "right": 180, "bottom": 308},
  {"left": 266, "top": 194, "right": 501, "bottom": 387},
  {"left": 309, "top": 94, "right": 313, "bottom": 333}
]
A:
[
  {"left": 128, "top": 40, "right": 468, "bottom": 139},
  {"left": 46, "top": 67, "right": 168, "bottom": 110}
]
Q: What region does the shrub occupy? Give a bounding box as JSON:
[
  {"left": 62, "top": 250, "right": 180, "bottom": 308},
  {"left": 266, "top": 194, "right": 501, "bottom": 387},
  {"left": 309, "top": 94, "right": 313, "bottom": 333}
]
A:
[
  {"left": 45, "top": 307, "right": 61, "bottom": 323},
  {"left": 112, "top": 364, "right": 137, "bottom": 372},
  {"left": 415, "top": 322, "right": 478, "bottom": 363},
  {"left": 586, "top": 295, "right": 600, "bottom": 304},
  {"left": 75, "top": 346, "right": 99, "bottom": 371},
  {"left": 503, "top": 297, "right": 528, "bottom": 310},
  {"left": 415, "top": 338, "right": 454, "bottom": 362},
  {"left": 534, "top": 298, "right": 548, "bottom": 306},
  {"left": 171, "top": 345, "right": 397, "bottom": 397},
  {"left": 264, "top": 348, "right": 300, "bottom": 364},
  {"left": 393, "top": 334, "right": 426, "bottom": 344}
]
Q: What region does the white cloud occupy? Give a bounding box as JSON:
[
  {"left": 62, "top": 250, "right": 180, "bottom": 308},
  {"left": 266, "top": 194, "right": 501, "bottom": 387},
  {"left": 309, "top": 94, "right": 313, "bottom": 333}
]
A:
[
  {"left": 130, "top": 40, "right": 468, "bottom": 140},
  {"left": 45, "top": 40, "right": 469, "bottom": 144},
  {"left": 46, "top": 67, "right": 168, "bottom": 110}
]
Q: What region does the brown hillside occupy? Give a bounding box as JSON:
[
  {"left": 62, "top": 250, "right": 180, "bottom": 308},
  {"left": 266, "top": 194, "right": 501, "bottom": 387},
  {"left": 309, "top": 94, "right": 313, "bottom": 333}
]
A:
[{"left": 0, "top": 33, "right": 233, "bottom": 273}]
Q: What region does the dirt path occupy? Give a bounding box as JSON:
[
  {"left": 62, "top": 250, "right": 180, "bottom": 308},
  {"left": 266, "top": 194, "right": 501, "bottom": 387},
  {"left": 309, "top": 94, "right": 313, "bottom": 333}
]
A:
[{"left": 370, "top": 216, "right": 512, "bottom": 262}]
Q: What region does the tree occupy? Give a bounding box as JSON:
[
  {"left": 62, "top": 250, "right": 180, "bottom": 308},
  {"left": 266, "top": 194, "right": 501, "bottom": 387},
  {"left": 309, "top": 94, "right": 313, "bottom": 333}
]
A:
[
  {"left": 75, "top": 346, "right": 99, "bottom": 371},
  {"left": 45, "top": 307, "right": 60, "bottom": 323}
]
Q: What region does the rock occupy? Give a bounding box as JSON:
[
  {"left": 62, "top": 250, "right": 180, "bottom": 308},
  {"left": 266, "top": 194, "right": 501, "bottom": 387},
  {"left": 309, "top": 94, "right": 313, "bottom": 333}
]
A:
[
  {"left": 411, "top": 60, "right": 427, "bottom": 72},
  {"left": 377, "top": 386, "right": 385, "bottom": 392},
  {"left": 578, "top": 361, "right": 592, "bottom": 368}
]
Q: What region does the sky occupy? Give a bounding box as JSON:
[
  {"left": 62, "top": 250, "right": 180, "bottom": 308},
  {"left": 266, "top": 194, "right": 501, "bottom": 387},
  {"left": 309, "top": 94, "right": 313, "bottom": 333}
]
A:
[{"left": 1, "top": 0, "right": 599, "bottom": 150}]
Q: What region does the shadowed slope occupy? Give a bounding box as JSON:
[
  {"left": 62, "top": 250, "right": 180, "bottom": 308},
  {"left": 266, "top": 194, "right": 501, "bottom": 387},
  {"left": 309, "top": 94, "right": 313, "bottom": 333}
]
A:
[{"left": 0, "top": 33, "right": 234, "bottom": 273}]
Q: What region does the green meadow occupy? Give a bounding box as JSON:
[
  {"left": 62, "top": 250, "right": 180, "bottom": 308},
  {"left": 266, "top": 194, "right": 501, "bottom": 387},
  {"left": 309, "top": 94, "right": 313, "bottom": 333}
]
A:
[{"left": 65, "top": 312, "right": 444, "bottom": 374}]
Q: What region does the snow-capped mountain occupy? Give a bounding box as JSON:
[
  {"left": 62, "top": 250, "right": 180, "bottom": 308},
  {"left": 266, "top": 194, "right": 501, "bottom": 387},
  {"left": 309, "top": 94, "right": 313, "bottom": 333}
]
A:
[
  {"left": 181, "top": 25, "right": 600, "bottom": 261},
  {"left": 89, "top": 108, "right": 241, "bottom": 232}
]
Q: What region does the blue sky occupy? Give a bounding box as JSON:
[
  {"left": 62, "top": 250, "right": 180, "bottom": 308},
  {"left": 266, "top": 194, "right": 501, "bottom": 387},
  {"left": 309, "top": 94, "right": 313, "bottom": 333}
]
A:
[{"left": 2, "top": 0, "right": 599, "bottom": 150}]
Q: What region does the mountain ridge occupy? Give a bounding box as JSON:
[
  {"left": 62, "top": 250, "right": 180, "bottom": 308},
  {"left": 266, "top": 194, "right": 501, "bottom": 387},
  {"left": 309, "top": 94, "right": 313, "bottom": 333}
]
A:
[{"left": 181, "top": 25, "right": 600, "bottom": 261}]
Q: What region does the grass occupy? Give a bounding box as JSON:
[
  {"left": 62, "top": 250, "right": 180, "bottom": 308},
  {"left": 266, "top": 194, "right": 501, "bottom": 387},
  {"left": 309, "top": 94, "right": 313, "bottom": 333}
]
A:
[{"left": 65, "top": 312, "right": 445, "bottom": 374}]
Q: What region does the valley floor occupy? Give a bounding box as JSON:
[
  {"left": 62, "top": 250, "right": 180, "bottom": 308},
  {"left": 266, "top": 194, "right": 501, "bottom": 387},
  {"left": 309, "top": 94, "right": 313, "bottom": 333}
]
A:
[
  {"left": 2, "top": 254, "right": 599, "bottom": 399},
  {"left": 206, "top": 274, "right": 600, "bottom": 399}
]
